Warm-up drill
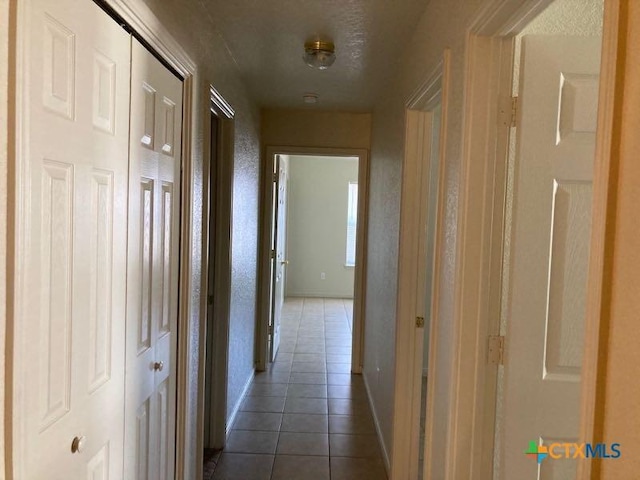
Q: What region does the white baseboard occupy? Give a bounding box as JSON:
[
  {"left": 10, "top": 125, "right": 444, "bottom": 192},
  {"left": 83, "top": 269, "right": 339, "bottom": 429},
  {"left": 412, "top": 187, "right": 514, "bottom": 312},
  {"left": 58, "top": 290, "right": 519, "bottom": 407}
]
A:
[
  {"left": 362, "top": 370, "right": 391, "bottom": 474},
  {"left": 286, "top": 293, "right": 354, "bottom": 299},
  {"left": 225, "top": 370, "right": 255, "bottom": 440}
]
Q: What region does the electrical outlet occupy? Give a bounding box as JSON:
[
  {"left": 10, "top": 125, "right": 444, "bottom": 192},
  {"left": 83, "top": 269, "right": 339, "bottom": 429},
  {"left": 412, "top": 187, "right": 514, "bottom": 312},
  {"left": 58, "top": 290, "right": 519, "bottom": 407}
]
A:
[{"left": 320, "top": 272, "right": 326, "bottom": 280}]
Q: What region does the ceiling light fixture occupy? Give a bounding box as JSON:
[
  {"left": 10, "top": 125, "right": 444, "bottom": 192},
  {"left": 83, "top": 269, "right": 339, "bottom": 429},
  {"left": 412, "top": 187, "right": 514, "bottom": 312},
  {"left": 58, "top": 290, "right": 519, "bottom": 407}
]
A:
[
  {"left": 303, "top": 93, "right": 318, "bottom": 104},
  {"left": 303, "top": 40, "right": 336, "bottom": 70}
]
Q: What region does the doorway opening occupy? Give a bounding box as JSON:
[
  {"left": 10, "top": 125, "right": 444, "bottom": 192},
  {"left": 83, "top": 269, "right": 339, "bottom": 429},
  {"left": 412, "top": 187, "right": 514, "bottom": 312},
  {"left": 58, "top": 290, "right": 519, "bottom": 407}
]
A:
[
  {"left": 276, "top": 154, "right": 359, "bottom": 366},
  {"left": 390, "top": 50, "right": 451, "bottom": 480},
  {"left": 258, "top": 148, "right": 369, "bottom": 376},
  {"left": 202, "top": 86, "right": 235, "bottom": 468}
]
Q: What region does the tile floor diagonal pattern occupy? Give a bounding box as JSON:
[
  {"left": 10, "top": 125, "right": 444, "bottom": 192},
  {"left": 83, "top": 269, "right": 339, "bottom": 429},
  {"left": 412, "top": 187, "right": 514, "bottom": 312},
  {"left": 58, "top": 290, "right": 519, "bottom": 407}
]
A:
[{"left": 205, "top": 297, "right": 388, "bottom": 480}]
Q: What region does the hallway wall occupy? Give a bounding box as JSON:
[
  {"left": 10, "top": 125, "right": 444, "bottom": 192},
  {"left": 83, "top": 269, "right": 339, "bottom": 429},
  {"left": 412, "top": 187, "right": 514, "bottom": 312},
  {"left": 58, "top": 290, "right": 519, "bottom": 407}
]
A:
[
  {"left": 365, "top": 0, "right": 486, "bottom": 465},
  {"left": 136, "top": 2, "right": 262, "bottom": 472},
  {"left": 261, "top": 109, "right": 372, "bottom": 150}
]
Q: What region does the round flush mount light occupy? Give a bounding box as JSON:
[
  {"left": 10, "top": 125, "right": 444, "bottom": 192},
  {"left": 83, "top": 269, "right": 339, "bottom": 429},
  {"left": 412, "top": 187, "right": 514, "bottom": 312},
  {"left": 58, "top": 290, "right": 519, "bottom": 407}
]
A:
[
  {"left": 303, "top": 93, "right": 318, "bottom": 104},
  {"left": 303, "top": 40, "right": 336, "bottom": 70}
]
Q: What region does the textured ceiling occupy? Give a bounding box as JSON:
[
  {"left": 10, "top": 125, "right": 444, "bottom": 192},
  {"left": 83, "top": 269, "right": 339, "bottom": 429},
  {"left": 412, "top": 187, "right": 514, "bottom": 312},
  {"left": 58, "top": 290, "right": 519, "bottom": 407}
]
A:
[{"left": 197, "top": 0, "right": 430, "bottom": 111}]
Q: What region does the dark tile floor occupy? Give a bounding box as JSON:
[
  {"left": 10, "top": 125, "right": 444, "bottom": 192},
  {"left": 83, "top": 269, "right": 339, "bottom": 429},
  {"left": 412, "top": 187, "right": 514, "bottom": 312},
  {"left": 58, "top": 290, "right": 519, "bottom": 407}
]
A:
[{"left": 204, "top": 297, "right": 387, "bottom": 480}]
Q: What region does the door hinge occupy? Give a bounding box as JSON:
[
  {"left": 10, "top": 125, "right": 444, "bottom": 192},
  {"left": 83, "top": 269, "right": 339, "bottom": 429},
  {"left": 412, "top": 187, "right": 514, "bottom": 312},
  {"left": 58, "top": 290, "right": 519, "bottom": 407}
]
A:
[
  {"left": 270, "top": 249, "right": 275, "bottom": 259},
  {"left": 510, "top": 96, "right": 518, "bottom": 127},
  {"left": 207, "top": 294, "right": 214, "bottom": 305},
  {"left": 416, "top": 316, "right": 425, "bottom": 328},
  {"left": 487, "top": 335, "right": 505, "bottom": 366},
  {"left": 268, "top": 324, "right": 274, "bottom": 335},
  {"left": 272, "top": 172, "right": 277, "bottom": 182},
  {"left": 498, "top": 95, "right": 518, "bottom": 128}
]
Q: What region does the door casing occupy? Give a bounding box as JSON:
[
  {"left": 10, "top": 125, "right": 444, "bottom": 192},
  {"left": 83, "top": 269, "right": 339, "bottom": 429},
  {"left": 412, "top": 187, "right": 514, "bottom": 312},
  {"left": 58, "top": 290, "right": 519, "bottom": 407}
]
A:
[
  {"left": 391, "top": 50, "right": 451, "bottom": 480},
  {"left": 202, "top": 86, "right": 235, "bottom": 450},
  {"left": 257, "top": 146, "right": 370, "bottom": 376}
]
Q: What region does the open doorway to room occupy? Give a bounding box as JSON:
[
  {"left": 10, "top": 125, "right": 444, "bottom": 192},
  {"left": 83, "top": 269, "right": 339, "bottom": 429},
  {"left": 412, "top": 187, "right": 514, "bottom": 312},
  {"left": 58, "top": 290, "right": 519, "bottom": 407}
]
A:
[
  {"left": 391, "top": 50, "right": 451, "bottom": 480},
  {"left": 258, "top": 149, "right": 369, "bottom": 376},
  {"left": 202, "top": 87, "right": 235, "bottom": 474},
  {"left": 199, "top": 147, "right": 383, "bottom": 480},
  {"left": 277, "top": 154, "right": 359, "bottom": 369}
]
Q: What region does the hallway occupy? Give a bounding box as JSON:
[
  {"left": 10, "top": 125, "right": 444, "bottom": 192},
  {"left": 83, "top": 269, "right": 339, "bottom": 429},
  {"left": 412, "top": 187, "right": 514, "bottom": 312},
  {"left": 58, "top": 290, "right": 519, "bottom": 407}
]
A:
[{"left": 205, "top": 298, "right": 387, "bottom": 480}]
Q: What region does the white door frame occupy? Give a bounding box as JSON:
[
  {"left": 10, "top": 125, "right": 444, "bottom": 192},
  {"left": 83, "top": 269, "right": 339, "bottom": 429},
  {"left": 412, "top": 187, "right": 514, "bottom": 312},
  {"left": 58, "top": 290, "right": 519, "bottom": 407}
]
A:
[
  {"left": 390, "top": 50, "right": 451, "bottom": 480},
  {"left": 446, "top": 1, "right": 618, "bottom": 479},
  {"left": 8, "top": 0, "right": 201, "bottom": 478},
  {"left": 577, "top": 0, "right": 622, "bottom": 476},
  {"left": 257, "top": 146, "right": 370, "bottom": 375},
  {"left": 444, "top": 24, "right": 515, "bottom": 480},
  {"left": 0, "top": 2, "right": 8, "bottom": 475},
  {"left": 201, "top": 86, "right": 235, "bottom": 450}
]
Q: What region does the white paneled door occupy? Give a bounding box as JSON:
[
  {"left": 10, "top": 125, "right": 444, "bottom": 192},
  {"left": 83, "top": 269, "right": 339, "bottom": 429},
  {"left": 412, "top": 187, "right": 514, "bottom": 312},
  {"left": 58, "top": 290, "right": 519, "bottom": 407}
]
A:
[
  {"left": 15, "top": 0, "right": 131, "bottom": 478},
  {"left": 15, "top": 2, "right": 183, "bottom": 479},
  {"left": 502, "top": 35, "right": 601, "bottom": 479},
  {"left": 124, "top": 38, "right": 183, "bottom": 480},
  {"left": 270, "top": 155, "right": 289, "bottom": 362}
]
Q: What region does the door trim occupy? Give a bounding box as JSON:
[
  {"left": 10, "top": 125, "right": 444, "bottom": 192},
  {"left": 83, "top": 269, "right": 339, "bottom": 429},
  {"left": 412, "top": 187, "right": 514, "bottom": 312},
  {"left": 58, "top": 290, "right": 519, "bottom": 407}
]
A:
[
  {"left": 257, "top": 146, "right": 370, "bottom": 375},
  {"left": 390, "top": 50, "right": 451, "bottom": 480},
  {"left": 0, "top": 2, "right": 9, "bottom": 476},
  {"left": 578, "top": 1, "right": 624, "bottom": 477},
  {"left": 92, "top": 1, "right": 199, "bottom": 478},
  {"left": 201, "top": 85, "right": 235, "bottom": 450},
  {"left": 445, "top": 32, "right": 514, "bottom": 480}
]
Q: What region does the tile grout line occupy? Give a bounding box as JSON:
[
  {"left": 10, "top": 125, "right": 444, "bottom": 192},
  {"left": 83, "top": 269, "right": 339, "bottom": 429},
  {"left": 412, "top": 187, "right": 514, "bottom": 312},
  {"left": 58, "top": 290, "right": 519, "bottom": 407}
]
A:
[{"left": 212, "top": 297, "right": 386, "bottom": 479}]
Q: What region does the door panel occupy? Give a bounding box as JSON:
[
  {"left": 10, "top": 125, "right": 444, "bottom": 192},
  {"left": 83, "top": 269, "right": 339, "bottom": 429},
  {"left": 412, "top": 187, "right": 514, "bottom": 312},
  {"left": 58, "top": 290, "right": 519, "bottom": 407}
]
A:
[
  {"left": 502, "top": 35, "right": 601, "bottom": 478},
  {"left": 125, "top": 38, "right": 182, "bottom": 480},
  {"left": 270, "top": 155, "right": 289, "bottom": 361},
  {"left": 16, "top": 1, "right": 131, "bottom": 478}
]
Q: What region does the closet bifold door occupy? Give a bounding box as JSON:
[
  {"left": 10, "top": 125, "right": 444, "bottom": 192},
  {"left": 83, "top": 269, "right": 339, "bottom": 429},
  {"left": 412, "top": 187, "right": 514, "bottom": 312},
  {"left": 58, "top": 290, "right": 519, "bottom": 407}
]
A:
[
  {"left": 14, "top": 0, "right": 131, "bottom": 478},
  {"left": 124, "top": 37, "right": 183, "bottom": 480}
]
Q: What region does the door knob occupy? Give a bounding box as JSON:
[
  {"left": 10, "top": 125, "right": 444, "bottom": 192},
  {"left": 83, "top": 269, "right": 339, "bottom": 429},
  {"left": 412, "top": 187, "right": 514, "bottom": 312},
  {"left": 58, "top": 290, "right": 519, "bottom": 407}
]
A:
[
  {"left": 153, "top": 361, "right": 164, "bottom": 372},
  {"left": 71, "top": 436, "right": 86, "bottom": 454}
]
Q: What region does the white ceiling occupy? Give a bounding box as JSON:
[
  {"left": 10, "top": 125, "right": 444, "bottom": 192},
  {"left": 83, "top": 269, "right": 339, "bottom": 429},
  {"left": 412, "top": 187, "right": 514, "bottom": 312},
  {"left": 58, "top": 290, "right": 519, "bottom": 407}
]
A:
[{"left": 198, "top": 0, "right": 430, "bottom": 111}]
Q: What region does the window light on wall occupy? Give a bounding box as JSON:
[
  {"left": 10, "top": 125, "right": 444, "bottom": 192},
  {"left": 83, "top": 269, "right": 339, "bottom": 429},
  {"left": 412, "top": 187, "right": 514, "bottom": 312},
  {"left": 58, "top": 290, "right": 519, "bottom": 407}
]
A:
[{"left": 346, "top": 182, "right": 358, "bottom": 267}]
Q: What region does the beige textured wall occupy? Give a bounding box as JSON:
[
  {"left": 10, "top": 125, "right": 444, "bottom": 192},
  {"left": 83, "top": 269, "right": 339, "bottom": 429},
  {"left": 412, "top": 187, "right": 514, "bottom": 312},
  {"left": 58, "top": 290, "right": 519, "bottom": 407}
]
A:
[
  {"left": 366, "top": 0, "right": 486, "bottom": 466},
  {"left": 599, "top": 1, "right": 640, "bottom": 477},
  {"left": 262, "top": 109, "right": 371, "bottom": 149}
]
